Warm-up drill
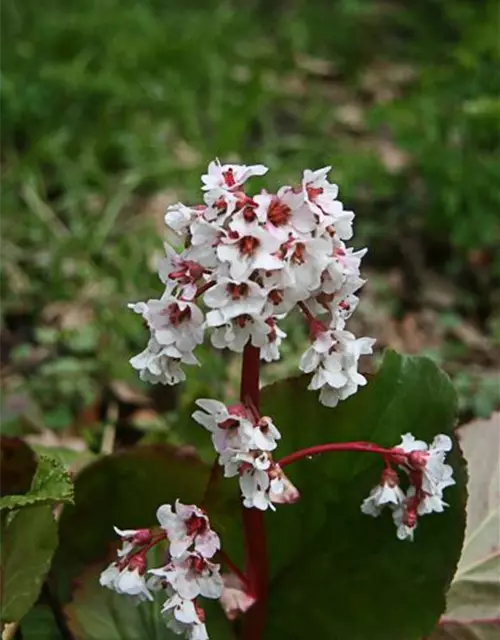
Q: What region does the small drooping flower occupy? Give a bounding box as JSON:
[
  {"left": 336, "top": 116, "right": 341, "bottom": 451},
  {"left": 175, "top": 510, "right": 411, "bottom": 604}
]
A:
[
  {"left": 151, "top": 552, "right": 224, "bottom": 600},
  {"left": 129, "top": 336, "right": 199, "bottom": 385},
  {"left": 392, "top": 503, "right": 418, "bottom": 542},
  {"left": 100, "top": 557, "right": 153, "bottom": 602},
  {"left": 299, "top": 329, "right": 375, "bottom": 408},
  {"left": 162, "top": 593, "right": 209, "bottom": 640},
  {"left": 192, "top": 399, "right": 254, "bottom": 455},
  {"left": 157, "top": 501, "right": 220, "bottom": 559},
  {"left": 361, "top": 433, "right": 456, "bottom": 540},
  {"left": 361, "top": 468, "right": 406, "bottom": 517}
]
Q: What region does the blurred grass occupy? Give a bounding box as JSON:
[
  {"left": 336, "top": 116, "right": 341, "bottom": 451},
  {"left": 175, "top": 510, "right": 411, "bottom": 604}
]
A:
[{"left": 1, "top": 0, "right": 499, "bottom": 430}]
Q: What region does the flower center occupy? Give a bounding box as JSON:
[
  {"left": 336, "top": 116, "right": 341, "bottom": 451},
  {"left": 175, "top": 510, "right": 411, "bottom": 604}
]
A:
[
  {"left": 185, "top": 514, "right": 207, "bottom": 537},
  {"left": 190, "top": 554, "right": 208, "bottom": 574},
  {"left": 268, "top": 289, "right": 284, "bottom": 306},
  {"left": 167, "top": 303, "right": 192, "bottom": 326},
  {"left": 267, "top": 198, "right": 291, "bottom": 226},
  {"left": 307, "top": 185, "right": 323, "bottom": 200},
  {"left": 218, "top": 417, "right": 241, "bottom": 430},
  {"left": 235, "top": 313, "right": 251, "bottom": 328},
  {"left": 226, "top": 282, "right": 249, "bottom": 300},
  {"left": 291, "top": 242, "right": 306, "bottom": 264},
  {"left": 238, "top": 236, "right": 260, "bottom": 256},
  {"left": 242, "top": 205, "right": 257, "bottom": 222},
  {"left": 222, "top": 168, "right": 236, "bottom": 187}
]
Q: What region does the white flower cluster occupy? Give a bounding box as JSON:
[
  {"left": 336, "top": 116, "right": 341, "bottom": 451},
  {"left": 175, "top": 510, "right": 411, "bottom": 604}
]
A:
[
  {"left": 361, "top": 433, "right": 455, "bottom": 540},
  {"left": 193, "top": 399, "right": 298, "bottom": 511},
  {"left": 129, "top": 160, "right": 374, "bottom": 407},
  {"left": 100, "top": 501, "right": 223, "bottom": 639}
]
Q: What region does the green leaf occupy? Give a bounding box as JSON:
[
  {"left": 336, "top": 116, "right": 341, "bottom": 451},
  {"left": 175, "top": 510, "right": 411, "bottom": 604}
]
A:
[
  {"left": 1, "top": 505, "right": 58, "bottom": 624},
  {"left": 0, "top": 454, "right": 74, "bottom": 511},
  {"left": 20, "top": 604, "right": 64, "bottom": 640},
  {"left": 260, "top": 351, "right": 467, "bottom": 640},
  {"left": 52, "top": 444, "right": 239, "bottom": 637}
]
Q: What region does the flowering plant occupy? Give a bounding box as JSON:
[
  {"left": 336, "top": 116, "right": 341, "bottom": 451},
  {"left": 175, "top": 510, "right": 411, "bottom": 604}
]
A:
[{"left": 88, "top": 161, "right": 465, "bottom": 639}]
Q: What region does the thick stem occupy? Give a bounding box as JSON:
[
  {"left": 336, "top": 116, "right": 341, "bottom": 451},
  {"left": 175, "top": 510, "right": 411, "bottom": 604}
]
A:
[
  {"left": 201, "top": 459, "right": 220, "bottom": 507},
  {"left": 240, "top": 344, "right": 268, "bottom": 639},
  {"left": 278, "top": 442, "right": 396, "bottom": 468},
  {"left": 218, "top": 550, "right": 251, "bottom": 591}
]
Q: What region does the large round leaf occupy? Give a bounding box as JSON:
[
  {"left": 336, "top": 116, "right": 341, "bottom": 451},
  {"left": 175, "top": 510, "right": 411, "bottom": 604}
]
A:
[{"left": 260, "top": 351, "right": 467, "bottom": 640}]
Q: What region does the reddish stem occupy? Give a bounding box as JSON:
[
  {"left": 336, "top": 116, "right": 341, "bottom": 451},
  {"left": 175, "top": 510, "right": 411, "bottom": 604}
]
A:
[
  {"left": 240, "top": 344, "right": 268, "bottom": 640},
  {"left": 298, "top": 301, "right": 327, "bottom": 337},
  {"left": 129, "top": 532, "right": 167, "bottom": 558},
  {"left": 278, "top": 442, "right": 397, "bottom": 468},
  {"left": 201, "top": 459, "right": 220, "bottom": 507},
  {"left": 218, "top": 550, "right": 252, "bottom": 592}
]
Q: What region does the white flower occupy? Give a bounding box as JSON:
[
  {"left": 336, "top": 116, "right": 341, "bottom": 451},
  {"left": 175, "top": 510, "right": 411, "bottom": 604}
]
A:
[
  {"left": 151, "top": 553, "right": 223, "bottom": 600},
  {"left": 201, "top": 160, "right": 268, "bottom": 192},
  {"left": 165, "top": 203, "right": 202, "bottom": 237},
  {"left": 240, "top": 467, "right": 275, "bottom": 511},
  {"left": 207, "top": 311, "right": 270, "bottom": 353},
  {"left": 135, "top": 294, "right": 204, "bottom": 353},
  {"left": 300, "top": 328, "right": 375, "bottom": 408},
  {"left": 156, "top": 500, "right": 220, "bottom": 559},
  {"left": 396, "top": 433, "right": 455, "bottom": 515},
  {"left": 130, "top": 337, "right": 199, "bottom": 385},
  {"left": 398, "top": 433, "right": 455, "bottom": 494},
  {"left": 279, "top": 234, "right": 331, "bottom": 296},
  {"left": 361, "top": 469, "right": 406, "bottom": 517},
  {"left": 302, "top": 167, "right": 340, "bottom": 217},
  {"left": 188, "top": 218, "right": 221, "bottom": 268},
  {"left": 158, "top": 244, "right": 206, "bottom": 300},
  {"left": 397, "top": 433, "right": 428, "bottom": 453},
  {"left": 192, "top": 399, "right": 254, "bottom": 455},
  {"left": 248, "top": 416, "right": 281, "bottom": 452},
  {"left": 260, "top": 319, "right": 287, "bottom": 363},
  {"left": 392, "top": 505, "right": 417, "bottom": 541},
  {"left": 217, "top": 217, "right": 283, "bottom": 280},
  {"left": 100, "top": 562, "right": 153, "bottom": 602},
  {"left": 203, "top": 278, "right": 266, "bottom": 320},
  {"left": 224, "top": 452, "right": 281, "bottom": 511},
  {"left": 162, "top": 594, "right": 208, "bottom": 640}
]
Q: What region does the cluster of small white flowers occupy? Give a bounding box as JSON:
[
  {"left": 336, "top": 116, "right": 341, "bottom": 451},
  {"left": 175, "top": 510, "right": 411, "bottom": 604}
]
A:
[
  {"left": 361, "top": 433, "right": 455, "bottom": 540},
  {"left": 193, "top": 399, "right": 298, "bottom": 511},
  {"left": 129, "top": 160, "right": 374, "bottom": 406},
  {"left": 100, "top": 501, "right": 223, "bottom": 639}
]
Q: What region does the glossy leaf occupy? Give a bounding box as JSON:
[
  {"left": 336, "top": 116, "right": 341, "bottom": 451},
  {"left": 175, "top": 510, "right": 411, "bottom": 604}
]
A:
[
  {"left": 0, "top": 454, "right": 74, "bottom": 511},
  {"left": 260, "top": 351, "right": 467, "bottom": 640},
  {"left": 1, "top": 505, "right": 58, "bottom": 624}
]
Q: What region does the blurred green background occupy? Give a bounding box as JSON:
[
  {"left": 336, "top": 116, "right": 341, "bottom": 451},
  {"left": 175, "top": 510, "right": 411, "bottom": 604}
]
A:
[{"left": 1, "top": 0, "right": 499, "bottom": 446}]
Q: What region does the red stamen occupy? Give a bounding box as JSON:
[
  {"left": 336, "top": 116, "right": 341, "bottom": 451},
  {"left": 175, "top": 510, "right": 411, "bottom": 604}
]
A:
[
  {"left": 223, "top": 168, "right": 236, "bottom": 187},
  {"left": 185, "top": 514, "right": 207, "bottom": 537},
  {"left": 227, "top": 282, "right": 250, "bottom": 300},
  {"left": 239, "top": 236, "right": 259, "bottom": 256},
  {"left": 267, "top": 198, "right": 291, "bottom": 226}
]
